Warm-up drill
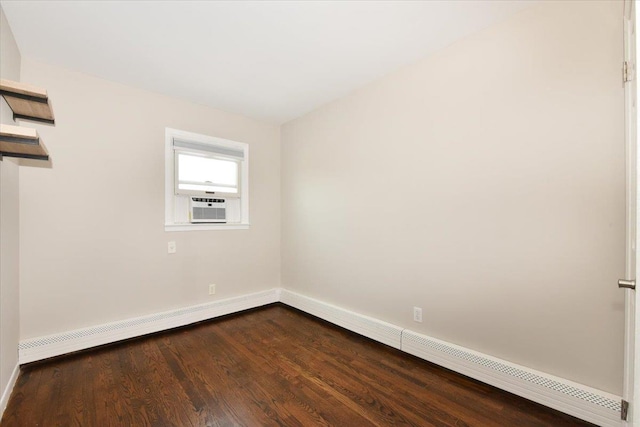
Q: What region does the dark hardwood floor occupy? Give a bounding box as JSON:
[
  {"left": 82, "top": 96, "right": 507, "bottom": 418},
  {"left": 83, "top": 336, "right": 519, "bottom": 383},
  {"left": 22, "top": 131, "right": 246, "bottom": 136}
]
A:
[{"left": 1, "top": 304, "right": 595, "bottom": 426}]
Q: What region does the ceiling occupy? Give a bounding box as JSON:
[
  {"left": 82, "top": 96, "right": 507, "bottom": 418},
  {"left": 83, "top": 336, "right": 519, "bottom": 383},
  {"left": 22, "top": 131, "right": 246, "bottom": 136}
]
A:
[{"left": 1, "top": 1, "right": 534, "bottom": 124}]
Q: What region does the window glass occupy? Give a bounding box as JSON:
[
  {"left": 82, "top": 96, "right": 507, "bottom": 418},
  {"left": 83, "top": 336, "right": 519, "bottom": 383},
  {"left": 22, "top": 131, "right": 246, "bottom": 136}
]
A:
[{"left": 177, "top": 152, "right": 238, "bottom": 194}]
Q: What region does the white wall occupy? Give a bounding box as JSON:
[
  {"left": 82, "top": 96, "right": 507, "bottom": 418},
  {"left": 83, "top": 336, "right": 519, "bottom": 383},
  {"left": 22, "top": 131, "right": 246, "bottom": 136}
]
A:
[
  {"left": 281, "top": 0, "right": 625, "bottom": 394},
  {"left": 18, "top": 60, "right": 281, "bottom": 339},
  {"left": 0, "top": 3, "right": 21, "bottom": 407}
]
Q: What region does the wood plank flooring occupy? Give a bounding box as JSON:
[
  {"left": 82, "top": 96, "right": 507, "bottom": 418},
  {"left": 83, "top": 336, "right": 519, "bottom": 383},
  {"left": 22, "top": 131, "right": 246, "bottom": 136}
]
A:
[{"left": 1, "top": 304, "right": 595, "bottom": 426}]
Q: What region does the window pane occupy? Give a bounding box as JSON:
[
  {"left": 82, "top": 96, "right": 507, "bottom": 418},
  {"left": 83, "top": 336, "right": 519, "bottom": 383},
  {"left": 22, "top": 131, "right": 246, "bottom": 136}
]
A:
[{"left": 178, "top": 153, "right": 238, "bottom": 187}]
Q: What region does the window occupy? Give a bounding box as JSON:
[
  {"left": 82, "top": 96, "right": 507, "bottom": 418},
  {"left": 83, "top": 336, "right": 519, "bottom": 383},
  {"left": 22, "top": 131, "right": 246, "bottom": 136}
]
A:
[
  {"left": 174, "top": 141, "right": 241, "bottom": 196},
  {"left": 165, "top": 128, "right": 249, "bottom": 230}
]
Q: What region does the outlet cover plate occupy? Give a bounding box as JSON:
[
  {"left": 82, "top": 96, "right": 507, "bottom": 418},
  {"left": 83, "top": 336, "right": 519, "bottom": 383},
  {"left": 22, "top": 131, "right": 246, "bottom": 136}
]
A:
[{"left": 413, "top": 307, "right": 423, "bottom": 323}]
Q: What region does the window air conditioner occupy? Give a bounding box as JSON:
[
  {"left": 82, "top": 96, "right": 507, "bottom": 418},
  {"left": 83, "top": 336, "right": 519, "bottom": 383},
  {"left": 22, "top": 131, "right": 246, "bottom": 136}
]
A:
[{"left": 189, "top": 197, "right": 226, "bottom": 223}]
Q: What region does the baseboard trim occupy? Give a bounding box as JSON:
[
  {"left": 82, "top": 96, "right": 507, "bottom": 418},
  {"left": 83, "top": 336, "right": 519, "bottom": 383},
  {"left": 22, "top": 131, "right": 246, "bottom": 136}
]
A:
[
  {"left": 18, "top": 287, "right": 622, "bottom": 426},
  {"left": 279, "top": 289, "right": 403, "bottom": 349},
  {"left": 0, "top": 363, "right": 19, "bottom": 419},
  {"left": 18, "top": 289, "right": 279, "bottom": 364},
  {"left": 279, "top": 289, "right": 621, "bottom": 427}
]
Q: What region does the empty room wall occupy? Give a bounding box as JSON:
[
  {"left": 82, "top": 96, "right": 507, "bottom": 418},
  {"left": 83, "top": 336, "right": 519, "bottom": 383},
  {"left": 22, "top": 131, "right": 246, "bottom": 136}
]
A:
[
  {"left": 18, "top": 60, "right": 281, "bottom": 339},
  {"left": 0, "top": 4, "right": 21, "bottom": 406},
  {"left": 281, "top": 0, "right": 625, "bottom": 394}
]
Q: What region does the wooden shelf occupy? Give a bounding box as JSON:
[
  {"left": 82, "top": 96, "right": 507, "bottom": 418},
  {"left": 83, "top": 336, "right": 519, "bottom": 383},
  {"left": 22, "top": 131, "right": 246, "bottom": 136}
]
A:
[
  {"left": 0, "top": 79, "right": 55, "bottom": 125},
  {"left": 0, "top": 124, "right": 49, "bottom": 161}
]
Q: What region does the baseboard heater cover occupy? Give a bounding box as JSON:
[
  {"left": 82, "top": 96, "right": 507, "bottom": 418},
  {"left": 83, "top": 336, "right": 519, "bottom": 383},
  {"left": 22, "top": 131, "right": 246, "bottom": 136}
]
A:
[
  {"left": 401, "top": 330, "right": 621, "bottom": 427},
  {"left": 282, "top": 289, "right": 622, "bottom": 427},
  {"left": 18, "top": 289, "right": 279, "bottom": 364},
  {"left": 18, "top": 287, "right": 623, "bottom": 426},
  {"left": 279, "top": 289, "right": 403, "bottom": 350}
]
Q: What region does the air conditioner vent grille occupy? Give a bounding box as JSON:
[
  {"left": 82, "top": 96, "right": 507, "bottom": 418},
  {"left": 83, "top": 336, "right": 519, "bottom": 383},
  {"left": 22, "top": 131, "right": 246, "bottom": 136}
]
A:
[
  {"left": 190, "top": 197, "right": 226, "bottom": 223},
  {"left": 193, "top": 207, "right": 225, "bottom": 220}
]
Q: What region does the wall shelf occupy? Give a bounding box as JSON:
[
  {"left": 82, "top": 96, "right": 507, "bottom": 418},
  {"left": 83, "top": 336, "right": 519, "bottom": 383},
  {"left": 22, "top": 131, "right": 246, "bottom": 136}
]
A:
[
  {"left": 0, "top": 79, "right": 55, "bottom": 125},
  {"left": 0, "top": 124, "right": 49, "bottom": 161}
]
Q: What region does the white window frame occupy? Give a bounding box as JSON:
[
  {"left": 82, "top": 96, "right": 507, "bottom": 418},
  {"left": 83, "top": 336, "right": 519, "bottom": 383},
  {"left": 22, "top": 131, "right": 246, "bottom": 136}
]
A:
[{"left": 165, "top": 128, "right": 249, "bottom": 231}]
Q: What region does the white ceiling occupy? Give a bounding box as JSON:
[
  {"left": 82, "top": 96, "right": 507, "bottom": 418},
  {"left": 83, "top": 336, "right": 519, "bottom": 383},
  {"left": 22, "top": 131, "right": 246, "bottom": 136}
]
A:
[{"left": 1, "top": 1, "right": 534, "bottom": 124}]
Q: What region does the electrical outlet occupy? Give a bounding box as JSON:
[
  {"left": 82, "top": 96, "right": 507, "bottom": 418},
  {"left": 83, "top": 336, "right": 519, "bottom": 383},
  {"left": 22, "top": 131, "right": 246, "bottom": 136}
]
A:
[
  {"left": 167, "top": 241, "right": 176, "bottom": 254},
  {"left": 413, "top": 307, "right": 423, "bottom": 323},
  {"left": 209, "top": 284, "right": 216, "bottom": 295}
]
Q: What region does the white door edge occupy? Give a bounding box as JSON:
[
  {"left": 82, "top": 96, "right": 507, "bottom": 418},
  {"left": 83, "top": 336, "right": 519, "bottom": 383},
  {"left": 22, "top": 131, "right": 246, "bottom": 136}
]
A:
[{"left": 625, "top": 0, "right": 638, "bottom": 425}]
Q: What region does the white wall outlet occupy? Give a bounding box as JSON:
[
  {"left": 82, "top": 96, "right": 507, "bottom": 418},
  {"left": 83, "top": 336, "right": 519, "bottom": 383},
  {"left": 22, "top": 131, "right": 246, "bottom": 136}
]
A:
[
  {"left": 413, "top": 307, "right": 423, "bottom": 323},
  {"left": 209, "top": 284, "right": 216, "bottom": 295},
  {"left": 167, "top": 241, "right": 176, "bottom": 254}
]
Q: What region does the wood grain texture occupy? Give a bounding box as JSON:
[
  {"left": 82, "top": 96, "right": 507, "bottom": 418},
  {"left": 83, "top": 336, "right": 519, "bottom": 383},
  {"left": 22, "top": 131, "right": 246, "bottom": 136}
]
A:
[
  {"left": 0, "top": 122, "right": 48, "bottom": 159},
  {"left": 0, "top": 139, "right": 48, "bottom": 158},
  {"left": 3, "top": 96, "right": 55, "bottom": 121},
  {"left": 0, "top": 79, "right": 55, "bottom": 122},
  {"left": 0, "top": 79, "right": 48, "bottom": 98},
  {"left": 1, "top": 304, "right": 595, "bottom": 427}
]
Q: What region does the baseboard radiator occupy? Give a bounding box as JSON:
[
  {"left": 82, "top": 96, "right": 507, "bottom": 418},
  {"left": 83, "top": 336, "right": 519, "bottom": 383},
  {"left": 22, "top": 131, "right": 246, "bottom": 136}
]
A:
[
  {"left": 280, "top": 290, "right": 621, "bottom": 427},
  {"left": 402, "top": 330, "right": 620, "bottom": 427},
  {"left": 279, "top": 289, "right": 403, "bottom": 349},
  {"left": 19, "top": 287, "right": 622, "bottom": 426},
  {"left": 19, "top": 289, "right": 279, "bottom": 364}
]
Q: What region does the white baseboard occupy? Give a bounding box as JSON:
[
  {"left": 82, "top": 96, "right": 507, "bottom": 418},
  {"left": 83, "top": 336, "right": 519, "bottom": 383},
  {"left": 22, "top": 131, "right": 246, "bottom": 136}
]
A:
[
  {"left": 280, "top": 289, "right": 621, "bottom": 427},
  {"left": 19, "top": 289, "right": 279, "bottom": 364},
  {"left": 17, "top": 287, "right": 622, "bottom": 426},
  {"left": 0, "top": 363, "right": 19, "bottom": 419},
  {"left": 279, "top": 289, "right": 403, "bottom": 349}
]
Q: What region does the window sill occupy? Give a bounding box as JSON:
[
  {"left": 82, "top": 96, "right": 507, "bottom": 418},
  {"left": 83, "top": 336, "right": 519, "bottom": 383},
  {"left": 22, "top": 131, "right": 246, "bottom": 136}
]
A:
[{"left": 165, "top": 223, "right": 250, "bottom": 232}]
